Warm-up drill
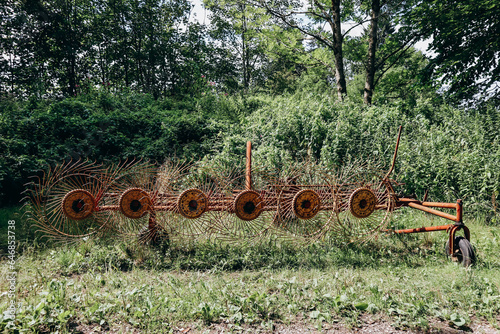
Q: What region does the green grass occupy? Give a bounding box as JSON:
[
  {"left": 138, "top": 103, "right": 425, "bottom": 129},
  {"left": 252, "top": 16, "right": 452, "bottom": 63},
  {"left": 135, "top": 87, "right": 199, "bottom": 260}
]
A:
[{"left": 1, "top": 207, "right": 499, "bottom": 333}]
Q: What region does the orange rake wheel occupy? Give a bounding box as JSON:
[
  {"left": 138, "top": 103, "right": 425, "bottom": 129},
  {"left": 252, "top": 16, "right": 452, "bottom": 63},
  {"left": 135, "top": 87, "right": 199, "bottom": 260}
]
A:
[
  {"left": 119, "top": 188, "right": 152, "bottom": 219},
  {"left": 100, "top": 160, "right": 163, "bottom": 244},
  {"left": 234, "top": 190, "right": 264, "bottom": 221},
  {"left": 62, "top": 189, "right": 96, "bottom": 220},
  {"left": 334, "top": 163, "right": 394, "bottom": 243},
  {"left": 154, "top": 161, "right": 223, "bottom": 241},
  {"left": 292, "top": 189, "right": 321, "bottom": 220},
  {"left": 26, "top": 160, "right": 110, "bottom": 243},
  {"left": 271, "top": 162, "right": 336, "bottom": 244},
  {"left": 348, "top": 187, "right": 377, "bottom": 219},
  {"left": 177, "top": 188, "right": 208, "bottom": 219},
  {"left": 207, "top": 162, "right": 276, "bottom": 245}
]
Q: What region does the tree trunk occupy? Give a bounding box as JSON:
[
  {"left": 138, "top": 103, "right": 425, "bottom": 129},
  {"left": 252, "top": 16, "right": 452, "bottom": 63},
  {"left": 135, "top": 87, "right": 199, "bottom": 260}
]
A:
[
  {"left": 242, "top": 4, "right": 249, "bottom": 89},
  {"left": 331, "top": 0, "right": 347, "bottom": 101},
  {"left": 124, "top": 53, "right": 129, "bottom": 87},
  {"left": 10, "top": 54, "right": 14, "bottom": 93},
  {"left": 69, "top": 54, "right": 76, "bottom": 96},
  {"left": 364, "top": 0, "right": 380, "bottom": 105}
]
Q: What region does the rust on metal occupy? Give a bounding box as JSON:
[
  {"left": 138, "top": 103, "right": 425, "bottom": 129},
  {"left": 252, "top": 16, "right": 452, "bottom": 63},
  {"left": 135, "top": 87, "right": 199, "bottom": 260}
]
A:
[
  {"left": 246, "top": 141, "right": 252, "bottom": 191},
  {"left": 292, "top": 189, "right": 321, "bottom": 220},
  {"left": 234, "top": 190, "right": 264, "bottom": 221},
  {"left": 392, "top": 224, "right": 453, "bottom": 234},
  {"left": 119, "top": 188, "right": 152, "bottom": 219},
  {"left": 177, "top": 188, "right": 208, "bottom": 219},
  {"left": 456, "top": 199, "right": 463, "bottom": 223},
  {"left": 62, "top": 189, "right": 95, "bottom": 220},
  {"left": 406, "top": 202, "right": 458, "bottom": 222},
  {"left": 348, "top": 187, "right": 377, "bottom": 219},
  {"left": 384, "top": 125, "right": 402, "bottom": 181},
  {"left": 26, "top": 126, "right": 472, "bottom": 252}
]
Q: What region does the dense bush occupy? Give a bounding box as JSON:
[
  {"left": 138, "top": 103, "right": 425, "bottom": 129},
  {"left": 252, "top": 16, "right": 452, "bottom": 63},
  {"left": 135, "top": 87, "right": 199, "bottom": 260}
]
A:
[
  {"left": 210, "top": 92, "right": 500, "bottom": 208},
  {"left": 0, "top": 91, "right": 225, "bottom": 205},
  {"left": 1, "top": 89, "right": 498, "bottom": 210}
]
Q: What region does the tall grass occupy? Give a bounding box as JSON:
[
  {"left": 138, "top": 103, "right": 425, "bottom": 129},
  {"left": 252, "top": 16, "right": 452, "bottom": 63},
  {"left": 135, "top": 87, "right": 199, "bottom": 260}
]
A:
[
  {"left": 1, "top": 207, "right": 499, "bottom": 332},
  {"left": 1, "top": 89, "right": 499, "bottom": 331},
  {"left": 209, "top": 91, "right": 499, "bottom": 211}
]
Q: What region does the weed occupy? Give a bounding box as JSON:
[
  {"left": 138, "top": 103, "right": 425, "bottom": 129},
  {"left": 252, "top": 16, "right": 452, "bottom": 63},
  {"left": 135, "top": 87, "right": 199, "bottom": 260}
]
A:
[{"left": 1, "top": 209, "right": 499, "bottom": 332}]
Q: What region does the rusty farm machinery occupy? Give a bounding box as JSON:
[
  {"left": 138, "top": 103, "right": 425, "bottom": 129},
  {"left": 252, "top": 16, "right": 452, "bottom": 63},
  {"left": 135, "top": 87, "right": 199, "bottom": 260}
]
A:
[{"left": 25, "top": 126, "right": 476, "bottom": 267}]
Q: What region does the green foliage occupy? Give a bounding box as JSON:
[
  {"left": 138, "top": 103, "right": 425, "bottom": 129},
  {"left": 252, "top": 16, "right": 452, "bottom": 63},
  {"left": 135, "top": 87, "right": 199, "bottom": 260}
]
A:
[
  {"left": 1, "top": 88, "right": 499, "bottom": 209},
  {"left": 204, "top": 0, "right": 270, "bottom": 90},
  {"left": 1, "top": 211, "right": 499, "bottom": 332},
  {"left": 1, "top": 0, "right": 495, "bottom": 106},
  {"left": 209, "top": 90, "right": 499, "bottom": 207},
  {"left": 407, "top": 0, "right": 500, "bottom": 103},
  {"left": 0, "top": 91, "right": 225, "bottom": 205},
  {"left": 372, "top": 49, "right": 435, "bottom": 106},
  {"left": 0, "top": 0, "right": 235, "bottom": 98}
]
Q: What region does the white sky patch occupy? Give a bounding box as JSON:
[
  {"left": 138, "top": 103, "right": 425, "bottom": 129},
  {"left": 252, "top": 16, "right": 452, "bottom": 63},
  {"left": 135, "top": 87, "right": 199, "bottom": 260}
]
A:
[
  {"left": 189, "top": 0, "right": 210, "bottom": 25},
  {"left": 342, "top": 21, "right": 367, "bottom": 37},
  {"left": 414, "top": 38, "right": 436, "bottom": 57}
]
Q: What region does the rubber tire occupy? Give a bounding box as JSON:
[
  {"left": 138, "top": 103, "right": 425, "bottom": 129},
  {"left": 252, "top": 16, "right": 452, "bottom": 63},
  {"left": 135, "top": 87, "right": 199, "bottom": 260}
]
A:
[{"left": 445, "top": 236, "right": 476, "bottom": 267}]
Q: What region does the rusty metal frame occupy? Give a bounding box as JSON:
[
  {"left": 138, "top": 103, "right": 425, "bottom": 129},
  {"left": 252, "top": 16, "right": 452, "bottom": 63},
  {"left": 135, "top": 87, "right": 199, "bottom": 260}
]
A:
[
  {"left": 381, "top": 126, "right": 470, "bottom": 257},
  {"left": 29, "top": 125, "right": 471, "bottom": 252}
]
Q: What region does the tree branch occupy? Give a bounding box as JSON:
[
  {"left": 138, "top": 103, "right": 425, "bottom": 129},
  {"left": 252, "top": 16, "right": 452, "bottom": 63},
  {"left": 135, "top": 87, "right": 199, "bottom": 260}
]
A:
[
  {"left": 259, "top": 4, "right": 334, "bottom": 49},
  {"left": 373, "top": 42, "right": 414, "bottom": 87},
  {"left": 342, "top": 18, "right": 371, "bottom": 37},
  {"left": 375, "top": 34, "right": 420, "bottom": 69}
]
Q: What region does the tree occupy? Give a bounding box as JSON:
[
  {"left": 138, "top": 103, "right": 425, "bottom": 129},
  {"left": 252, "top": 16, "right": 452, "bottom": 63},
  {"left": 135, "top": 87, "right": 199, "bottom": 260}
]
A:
[
  {"left": 371, "top": 49, "right": 433, "bottom": 106},
  {"left": 359, "top": 0, "right": 422, "bottom": 104},
  {"left": 249, "top": 0, "right": 422, "bottom": 103},
  {"left": 0, "top": 0, "right": 228, "bottom": 98},
  {"left": 251, "top": 0, "right": 348, "bottom": 100},
  {"left": 204, "top": 0, "right": 269, "bottom": 90},
  {"left": 408, "top": 0, "right": 500, "bottom": 103},
  {"left": 23, "top": 0, "right": 92, "bottom": 96}
]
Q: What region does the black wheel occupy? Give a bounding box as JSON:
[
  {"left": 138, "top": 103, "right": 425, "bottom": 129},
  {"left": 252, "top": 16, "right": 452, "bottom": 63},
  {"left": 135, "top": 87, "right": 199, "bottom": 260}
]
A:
[{"left": 445, "top": 236, "right": 476, "bottom": 267}]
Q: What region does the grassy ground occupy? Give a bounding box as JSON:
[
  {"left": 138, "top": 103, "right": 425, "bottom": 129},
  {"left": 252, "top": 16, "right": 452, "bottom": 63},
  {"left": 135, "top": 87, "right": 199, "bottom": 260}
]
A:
[{"left": 1, "top": 207, "right": 499, "bottom": 333}]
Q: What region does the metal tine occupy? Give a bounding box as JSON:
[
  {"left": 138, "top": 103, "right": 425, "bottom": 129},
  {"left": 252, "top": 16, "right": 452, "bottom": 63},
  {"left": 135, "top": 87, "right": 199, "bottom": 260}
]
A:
[
  {"left": 101, "top": 159, "right": 161, "bottom": 244},
  {"left": 155, "top": 159, "right": 217, "bottom": 242},
  {"left": 269, "top": 159, "right": 336, "bottom": 245},
  {"left": 25, "top": 160, "right": 109, "bottom": 245},
  {"left": 25, "top": 150, "right": 395, "bottom": 246},
  {"left": 200, "top": 160, "right": 272, "bottom": 245},
  {"left": 333, "top": 160, "right": 394, "bottom": 244}
]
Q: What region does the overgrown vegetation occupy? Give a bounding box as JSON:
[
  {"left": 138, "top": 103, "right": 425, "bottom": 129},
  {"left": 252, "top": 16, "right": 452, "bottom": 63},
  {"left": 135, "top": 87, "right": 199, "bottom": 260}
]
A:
[
  {"left": 1, "top": 208, "right": 499, "bottom": 332},
  {"left": 1, "top": 0, "right": 498, "bottom": 208},
  {"left": 2, "top": 89, "right": 499, "bottom": 210},
  {"left": 0, "top": 0, "right": 499, "bottom": 332}
]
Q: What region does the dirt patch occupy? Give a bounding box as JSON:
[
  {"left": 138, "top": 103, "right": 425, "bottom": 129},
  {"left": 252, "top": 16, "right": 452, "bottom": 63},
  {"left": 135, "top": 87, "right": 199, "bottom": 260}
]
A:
[
  {"left": 60, "top": 316, "right": 499, "bottom": 333},
  {"left": 171, "top": 317, "right": 499, "bottom": 334}
]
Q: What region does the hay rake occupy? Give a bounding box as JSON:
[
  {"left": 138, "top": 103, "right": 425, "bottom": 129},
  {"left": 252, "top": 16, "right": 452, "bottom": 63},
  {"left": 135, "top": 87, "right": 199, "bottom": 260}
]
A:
[{"left": 25, "top": 127, "right": 475, "bottom": 266}]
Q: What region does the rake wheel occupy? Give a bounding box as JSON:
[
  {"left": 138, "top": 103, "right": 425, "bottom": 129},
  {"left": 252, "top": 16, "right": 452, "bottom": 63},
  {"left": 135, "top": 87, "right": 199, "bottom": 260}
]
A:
[
  {"left": 334, "top": 163, "right": 394, "bottom": 243},
  {"left": 119, "top": 188, "right": 152, "bottom": 219},
  {"left": 348, "top": 187, "right": 377, "bottom": 219},
  {"left": 26, "top": 160, "right": 110, "bottom": 243},
  {"left": 100, "top": 160, "right": 161, "bottom": 243},
  {"left": 154, "top": 161, "right": 228, "bottom": 241},
  {"left": 271, "top": 162, "right": 336, "bottom": 243},
  {"left": 177, "top": 188, "right": 208, "bottom": 219},
  {"left": 209, "top": 163, "right": 276, "bottom": 245},
  {"left": 62, "top": 189, "right": 96, "bottom": 220},
  {"left": 234, "top": 190, "right": 264, "bottom": 221},
  {"left": 292, "top": 189, "right": 321, "bottom": 220}
]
